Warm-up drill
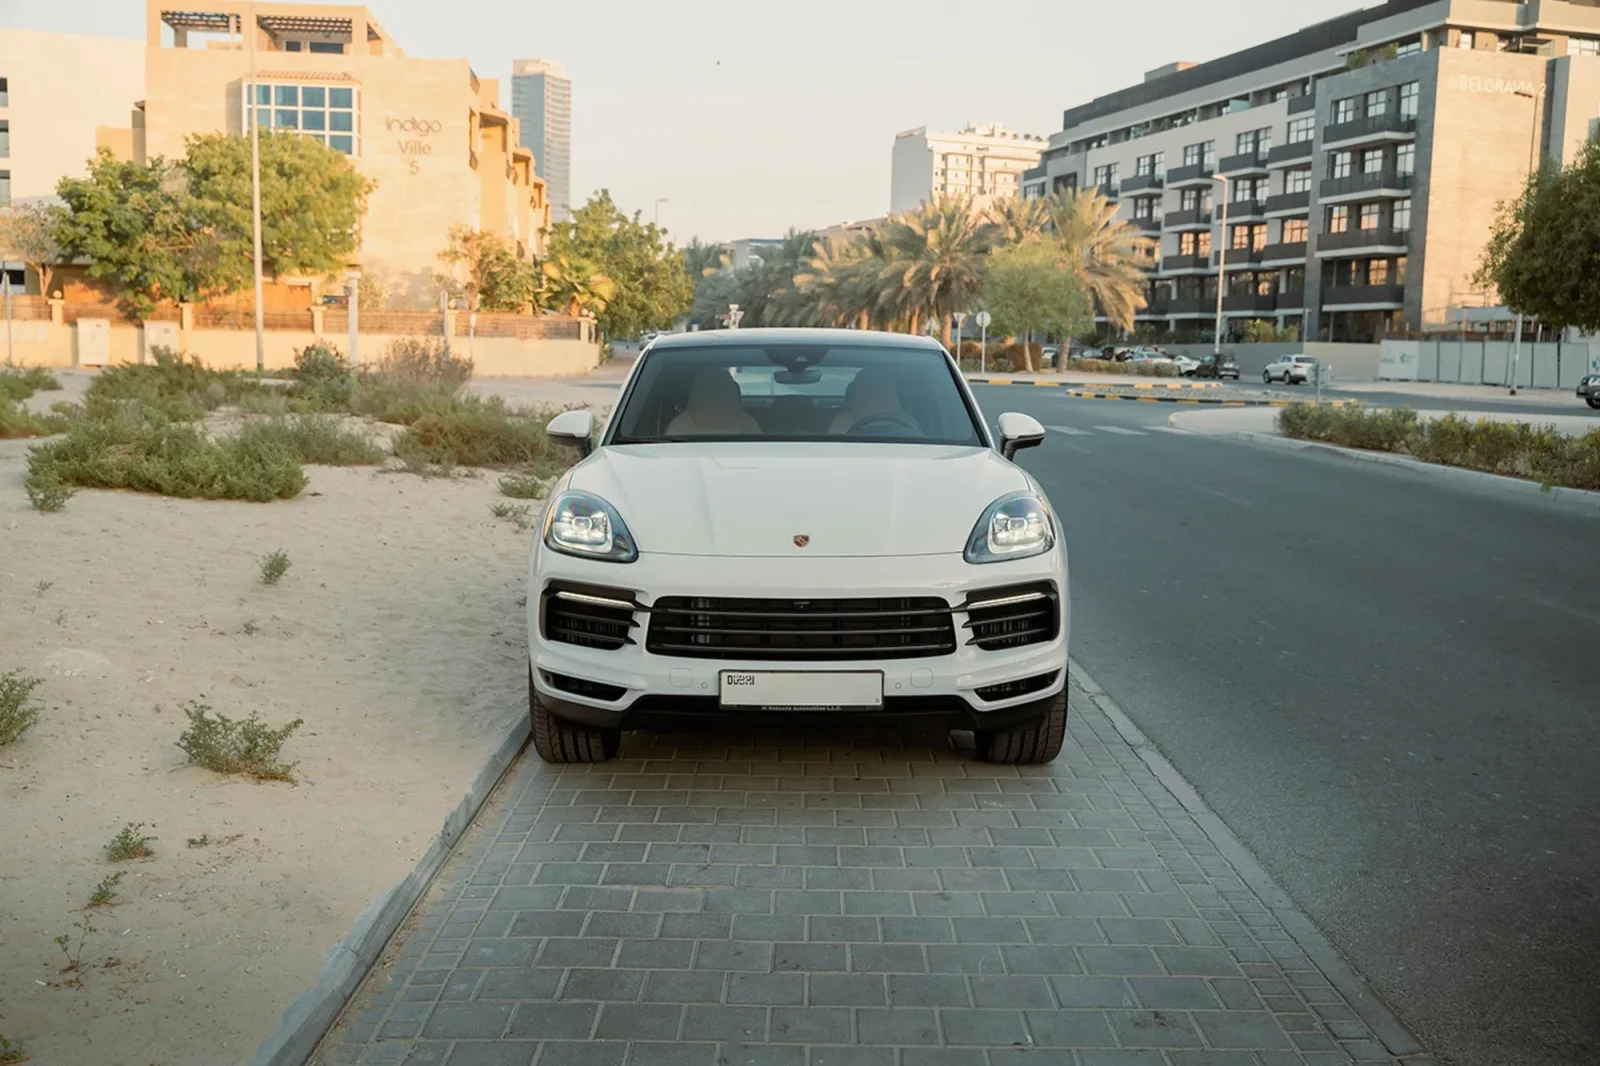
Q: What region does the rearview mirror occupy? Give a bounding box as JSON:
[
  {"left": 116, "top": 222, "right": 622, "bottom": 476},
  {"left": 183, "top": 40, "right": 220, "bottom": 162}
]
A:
[
  {"left": 997, "top": 412, "right": 1046, "bottom": 461},
  {"left": 546, "top": 409, "right": 596, "bottom": 457}
]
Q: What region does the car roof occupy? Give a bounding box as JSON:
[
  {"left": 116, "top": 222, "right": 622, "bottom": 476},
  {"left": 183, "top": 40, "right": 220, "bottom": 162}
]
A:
[{"left": 651, "top": 328, "right": 946, "bottom": 351}]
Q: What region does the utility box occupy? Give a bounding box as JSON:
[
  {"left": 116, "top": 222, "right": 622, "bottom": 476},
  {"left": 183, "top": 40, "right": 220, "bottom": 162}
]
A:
[{"left": 74, "top": 318, "right": 111, "bottom": 368}]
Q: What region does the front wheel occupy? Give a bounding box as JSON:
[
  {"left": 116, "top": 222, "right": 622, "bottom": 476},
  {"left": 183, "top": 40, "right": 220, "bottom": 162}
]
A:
[
  {"left": 1587, "top": 397, "right": 1600, "bottom": 409},
  {"left": 976, "top": 691, "right": 1068, "bottom": 765},
  {"left": 1262, "top": 371, "right": 1273, "bottom": 384},
  {"left": 529, "top": 666, "right": 621, "bottom": 764}
]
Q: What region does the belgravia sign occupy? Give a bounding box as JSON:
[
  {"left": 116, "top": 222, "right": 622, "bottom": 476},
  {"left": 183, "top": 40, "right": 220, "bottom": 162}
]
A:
[{"left": 1452, "top": 75, "right": 1544, "bottom": 96}]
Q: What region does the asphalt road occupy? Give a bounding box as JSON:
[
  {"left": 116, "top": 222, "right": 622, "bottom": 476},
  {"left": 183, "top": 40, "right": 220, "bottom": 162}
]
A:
[{"left": 971, "top": 385, "right": 1600, "bottom": 1066}]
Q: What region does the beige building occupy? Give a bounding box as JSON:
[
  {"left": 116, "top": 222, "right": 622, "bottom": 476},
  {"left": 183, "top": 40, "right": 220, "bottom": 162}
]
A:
[{"left": 889, "top": 123, "right": 1046, "bottom": 214}]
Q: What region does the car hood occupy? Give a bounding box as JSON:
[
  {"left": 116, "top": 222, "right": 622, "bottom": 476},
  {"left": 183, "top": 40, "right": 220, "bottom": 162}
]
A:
[{"left": 564, "top": 443, "right": 1034, "bottom": 558}]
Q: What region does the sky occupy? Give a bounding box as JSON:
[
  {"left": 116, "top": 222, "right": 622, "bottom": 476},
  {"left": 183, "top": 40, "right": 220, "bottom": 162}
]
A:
[{"left": 4, "top": 0, "right": 1356, "bottom": 245}]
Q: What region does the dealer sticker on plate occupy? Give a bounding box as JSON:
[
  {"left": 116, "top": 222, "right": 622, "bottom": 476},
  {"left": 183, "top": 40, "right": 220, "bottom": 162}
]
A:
[{"left": 719, "top": 671, "right": 884, "bottom": 710}]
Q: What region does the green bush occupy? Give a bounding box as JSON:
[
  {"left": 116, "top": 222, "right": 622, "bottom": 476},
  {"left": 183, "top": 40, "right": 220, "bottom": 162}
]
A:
[
  {"left": 0, "top": 397, "right": 70, "bottom": 439},
  {"left": 0, "top": 364, "right": 62, "bottom": 402},
  {"left": 371, "top": 335, "right": 473, "bottom": 391},
  {"left": 293, "top": 341, "right": 349, "bottom": 383},
  {"left": 25, "top": 406, "right": 307, "bottom": 504},
  {"left": 0, "top": 670, "right": 43, "bottom": 746},
  {"left": 87, "top": 347, "right": 270, "bottom": 421},
  {"left": 176, "top": 701, "right": 303, "bottom": 782},
  {"left": 392, "top": 396, "right": 555, "bottom": 467},
  {"left": 233, "top": 415, "right": 384, "bottom": 465}
]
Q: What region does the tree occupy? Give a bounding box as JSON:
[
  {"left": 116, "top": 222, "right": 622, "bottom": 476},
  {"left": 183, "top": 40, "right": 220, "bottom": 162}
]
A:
[
  {"left": 541, "top": 251, "right": 618, "bottom": 318},
  {"left": 1474, "top": 138, "right": 1600, "bottom": 332},
  {"left": 184, "top": 130, "right": 373, "bottom": 292},
  {"left": 987, "top": 196, "right": 1051, "bottom": 246},
  {"left": 876, "top": 194, "right": 999, "bottom": 345},
  {"left": 1046, "top": 189, "right": 1153, "bottom": 334},
  {"left": 683, "top": 238, "right": 727, "bottom": 281},
  {"left": 981, "top": 240, "right": 1092, "bottom": 370},
  {"left": 438, "top": 226, "right": 538, "bottom": 312},
  {"left": 54, "top": 151, "right": 219, "bottom": 315},
  {"left": 0, "top": 202, "right": 66, "bottom": 296},
  {"left": 545, "top": 190, "right": 693, "bottom": 339}
]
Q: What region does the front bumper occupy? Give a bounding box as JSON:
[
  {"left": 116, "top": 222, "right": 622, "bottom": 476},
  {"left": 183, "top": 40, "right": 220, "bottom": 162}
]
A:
[
  {"left": 1577, "top": 380, "right": 1600, "bottom": 399},
  {"left": 527, "top": 547, "right": 1070, "bottom": 733}
]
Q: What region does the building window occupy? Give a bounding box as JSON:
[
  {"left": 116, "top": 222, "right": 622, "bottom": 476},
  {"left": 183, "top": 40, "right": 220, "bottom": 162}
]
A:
[
  {"left": 1093, "top": 163, "right": 1118, "bottom": 187},
  {"left": 1203, "top": 139, "right": 1216, "bottom": 168},
  {"left": 1399, "top": 82, "right": 1420, "bottom": 118},
  {"left": 1231, "top": 224, "right": 1253, "bottom": 250},
  {"left": 1179, "top": 187, "right": 1207, "bottom": 211},
  {"left": 1396, "top": 40, "right": 1422, "bottom": 58},
  {"left": 1459, "top": 31, "right": 1476, "bottom": 49},
  {"left": 1134, "top": 198, "right": 1157, "bottom": 220},
  {"left": 1286, "top": 168, "right": 1312, "bottom": 193},
  {"left": 284, "top": 40, "right": 303, "bottom": 51},
  {"left": 1287, "top": 116, "right": 1315, "bottom": 144},
  {"left": 1393, "top": 198, "right": 1411, "bottom": 232},
  {"left": 1333, "top": 97, "right": 1359, "bottom": 124},
  {"left": 246, "top": 82, "right": 360, "bottom": 155},
  {"left": 1286, "top": 265, "right": 1306, "bottom": 290},
  {"left": 1369, "top": 259, "right": 1390, "bottom": 285},
  {"left": 1236, "top": 127, "right": 1271, "bottom": 157},
  {"left": 308, "top": 41, "right": 345, "bottom": 54},
  {"left": 1395, "top": 256, "right": 1408, "bottom": 282},
  {"left": 1282, "top": 217, "right": 1309, "bottom": 243},
  {"left": 0, "top": 120, "right": 8, "bottom": 158},
  {"left": 1181, "top": 231, "right": 1211, "bottom": 257},
  {"left": 0, "top": 170, "right": 9, "bottom": 206},
  {"left": 1396, "top": 143, "right": 1415, "bottom": 175},
  {"left": 1359, "top": 203, "right": 1382, "bottom": 230},
  {"left": 1362, "top": 149, "right": 1385, "bottom": 175},
  {"left": 1331, "top": 150, "right": 1353, "bottom": 179},
  {"left": 1135, "top": 151, "right": 1163, "bottom": 177},
  {"left": 0, "top": 78, "right": 7, "bottom": 108},
  {"left": 1572, "top": 39, "right": 1600, "bottom": 57},
  {"left": 1328, "top": 205, "right": 1350, "bottom": 233},
  {"left": 1365, "top": 90, "right": 1389, "bottom": 116}
]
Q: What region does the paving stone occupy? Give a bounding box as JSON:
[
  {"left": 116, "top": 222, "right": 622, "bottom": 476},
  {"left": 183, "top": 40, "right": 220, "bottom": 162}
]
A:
[
  {"left": 680, "top": 1005, "right": 766, "bottom": 1042},
  {"left": 420, "top": 1002, "right": 513, "bottom": 1040},
  {"left": 443, "top": 1044, "right": 539, "bottom": 1066},
  {"left": 854, "top": 1006, "right": 939, "bottom": 1045}
]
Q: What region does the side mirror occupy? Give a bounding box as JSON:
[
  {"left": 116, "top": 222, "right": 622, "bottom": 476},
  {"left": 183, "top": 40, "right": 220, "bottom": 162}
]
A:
[
  {"left": 546, "top": 409, "right": 596, "bottom": 458},
  {"left": 997, "top": 412, "right": 1046, "bottom": 461}
]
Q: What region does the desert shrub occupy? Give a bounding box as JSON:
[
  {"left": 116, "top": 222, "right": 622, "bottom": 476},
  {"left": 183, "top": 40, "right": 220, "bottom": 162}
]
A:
[
  {"left": 498, "top": 469, "right": 553, "bottom": 499},
  {"left": 235, "top": 390, "right": 290, "bottom": 416},
  {"left": 233, "top": 415, "right": 384, "bottom": 465},
  {"left": 86, "top": 347, "right": 269, "bottom": 421},
  {"left": 259, "top": 549, "right": 291, "bottom": 586},
  {"left": 293, "top": 341, "right": 348, "bottom": 382},
  {"left": 0, "top": 397, "right": 70, "bottom": 439},
  {"left": 371, "top": 335, "right": 473, "bottom": 390},
  {"left": 176, "top": 701, "right": 303, "bottom": 782},
  {"left": 0, "top": 364, "right": 61, "bottom": 402},
  {"left": 25, "top": 406, "right": 306, "bottom": 504},
  {"left": 105, "top": 822, "right": 155, "bottom": 861},
  {"left": 391, "top": 396, "right": 556, "bottom": 467},
  {"left": 0, "top": 670, "right": 43, "bottom": 746}
]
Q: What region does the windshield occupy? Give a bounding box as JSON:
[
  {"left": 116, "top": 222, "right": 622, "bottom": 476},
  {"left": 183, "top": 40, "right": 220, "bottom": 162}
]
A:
[{"left": 609, "top": 342, "right": 986, "bottom": 446}]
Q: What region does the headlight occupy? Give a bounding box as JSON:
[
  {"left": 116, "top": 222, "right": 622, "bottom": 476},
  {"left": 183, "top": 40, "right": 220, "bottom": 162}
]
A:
[
  {"left": 965, "top": 492, "right": 1055, "bottom": 564},
  {"left": 543, "top": 491, "right": 638, "bottom": 563}
]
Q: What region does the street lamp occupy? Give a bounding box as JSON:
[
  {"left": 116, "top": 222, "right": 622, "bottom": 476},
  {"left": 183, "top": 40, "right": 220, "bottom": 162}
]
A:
[
  {"left": 345, "top": 265, "right": 361, "bottom": 373},
  {"left": 654, "top": 198, "right": 668, "bottom": 226},
  {"left": 245, "top": 3, "right": 265, "bottom": 375},
  {"left": 1211, "top": 173, "right": 1231, "bottom": 358},
  {"left": 1508, "top": 89, "right": 1542, "bottom": 396}
]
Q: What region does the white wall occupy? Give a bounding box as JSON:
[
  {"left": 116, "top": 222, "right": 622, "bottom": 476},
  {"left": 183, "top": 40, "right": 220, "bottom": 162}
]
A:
[
  {"left": 1383, "top": 337, "right": 1600, "bottom": 388},
  {"left": 0, "top": 29, "right": 146, "bottom": 203}
]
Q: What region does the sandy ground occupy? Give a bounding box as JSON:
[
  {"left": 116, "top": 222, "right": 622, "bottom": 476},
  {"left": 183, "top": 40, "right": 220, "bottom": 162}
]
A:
[{"left": 0, "top": 368, "right": 625, "bottom": 1066}]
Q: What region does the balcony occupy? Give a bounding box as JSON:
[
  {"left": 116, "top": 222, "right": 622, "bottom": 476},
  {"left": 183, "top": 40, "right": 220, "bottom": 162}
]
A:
[
  {"left": 1096, "top": 182, "right": 1121, "bottom": 199},
  {"left": 1317, "top": 227, "right": 1412, "bottom": 255},
  {"left": 1167, "top": 163, "right": 1215, "bottom": 187},
  {"left": 1164, "top": 206, "right": 1212, "bottom": 230},
  {"left": 1260, "top": 241, "right": 1308, "bottom": 265},
  {"left": 1267, "top": 140, "right": 1314, "bottom": 166},
  {"left": 1320, "top": 169, "right": 1413, "bottom": 203},
  {"left": 1131, "top": 216, "right": 1162, "bottom": 235},
  {"left": 1213, "top": 246, "right": 1264, "bottom": 268},
  {"left": 1217, "top": 151, "right": 1271, "bottom": 177},
  {"left": 1264, "top": 190, "right": 1311, "bottom": 216},
  {"left": 1223, "top": 292, "right": 1279, "bottom": 314},
  {"left": 1135, "top": 299, "right": 1170, "bottom": 319},
  {"left": 1162, "top": 254, "right": 1214, "bottom": 274},
  {"left": 1288, "top": 93, "right": 1317, "bottom": 115},
  {"left": 1276, "top": 288, "right": 1307, "bottom": 310},
  {"left": 1218, "top": 199, "right": 1266, "bottom": 221},
  {"left": 1322, "top": 283, "right": 1406, "bottom": 308},
  {"left": 1167, "top": 295, "right": 1215, "bottom": 317},
  {"left": 1121, "top": 172, "right": 1164, "bottom": 195},
  {"left": 1323, "top": 111, "right": 1418, "bottom": 149}
]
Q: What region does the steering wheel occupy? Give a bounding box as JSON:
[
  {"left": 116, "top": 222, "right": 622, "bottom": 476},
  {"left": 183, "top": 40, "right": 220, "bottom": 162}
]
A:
[{"left": 849, "top": 411, "right": 922, "bottom": 436}]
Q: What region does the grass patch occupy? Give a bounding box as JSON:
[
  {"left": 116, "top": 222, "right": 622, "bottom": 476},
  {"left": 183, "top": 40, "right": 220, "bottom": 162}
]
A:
[
  {"left": 24, "top": 406, "right": 307, "bottom": 504},
  {"left": 87, "top": 872, "right": 125, "bottom": 908},
  {"left": 259, "top": 549, "right": 291, "bottom": 586},
  {"left": 0, "top": 1033, "right": 28, "bottom": 1064},
  {"left": 176, "top": 701, "right": 303, "bottom": 782},
  {"left": 234, "top": 415, "right": 385, "bottom": 465},
  {"left": 490, "top": 501, "right": 535, "bottom": 531},
  {"left": 105, "top": 823, "right": 155, "bottom": 862},
  {"left": 1278, "top": 403, "right": 1600, "bottom": 491},
  {"left": 0, "top": 671, "right": 43, "bottom": 746}
]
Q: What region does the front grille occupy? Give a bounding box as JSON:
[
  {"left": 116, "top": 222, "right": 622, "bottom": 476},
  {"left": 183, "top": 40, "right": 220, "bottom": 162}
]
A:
[
  {"left": 975, "top": 670, "right": 1060, "bottom": 703},
  {"left": 964, "top": 583, "right": 1060, "bottom": 651},
  {"left": 544, "top": 672, "right": 628, "bottom": 702},
  {"left": 647, "top": 596, "right": 957, "bottom": 660},
  {"left": 542, "top": 583, "right": 638, "bottom": 651}
]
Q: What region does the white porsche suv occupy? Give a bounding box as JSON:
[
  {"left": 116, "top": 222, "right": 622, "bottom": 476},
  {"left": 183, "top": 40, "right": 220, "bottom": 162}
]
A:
[{"left": 526, "top": 329, "right": 1070, "bottom": 765}]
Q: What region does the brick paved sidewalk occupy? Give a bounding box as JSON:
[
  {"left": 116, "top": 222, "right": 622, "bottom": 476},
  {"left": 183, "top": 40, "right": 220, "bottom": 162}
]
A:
[{"left": 313, "top": 679, "right": 1426, "bottom": 1066}]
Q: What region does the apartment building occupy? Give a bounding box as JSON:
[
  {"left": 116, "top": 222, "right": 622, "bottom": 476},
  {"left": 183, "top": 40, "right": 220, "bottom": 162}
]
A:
[
  {"left": 891, "top": 123, "right": 1046, "bottom": 214},
  {"left": 1022, "top": 0, "right": 1600, "bottom": 343},
  {"left": 511, "top": 59, "right": 572, "bottom": 223}
]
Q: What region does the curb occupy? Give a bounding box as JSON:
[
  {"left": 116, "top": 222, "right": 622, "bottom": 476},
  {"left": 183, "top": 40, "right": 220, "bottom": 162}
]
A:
[
  {"left": 251, "top": 713, "right": 533, "bottom": 1066},
  {"left": 1066, "top": 658, "right": 1431, "bottom": 1061},
  {"left": 967, "top": 377, "right": 1222, "bottom": 390},
  {"left": 1188, "top": 423, "right": 1600, "bottom": 514},
  {"left": 1065, "top": 390, "right": 1356, "bottom": 408}
]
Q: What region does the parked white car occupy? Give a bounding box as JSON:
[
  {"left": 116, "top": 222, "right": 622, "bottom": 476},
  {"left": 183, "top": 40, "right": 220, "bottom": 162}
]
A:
[
  {"left": 1125, "top": 349, "right": 1175, "bottom": 367},
  {"left": 1263, "top": 355, "right": 1322, "bottom": 384},
  {"left": 1170, "top": 354, "right": 1201, "bottom": 376},
  {"left": 527, "top": 328, "right": 1071, "bottom": 765}
]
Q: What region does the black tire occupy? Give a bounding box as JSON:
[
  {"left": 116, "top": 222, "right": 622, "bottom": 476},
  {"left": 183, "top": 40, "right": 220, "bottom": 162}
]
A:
[
  {"left": 529, "top": 666, "right": 621, "bottom": 764},
  {"left": 976, "top": 690, "right": 1068, "bottom": 765},
  {"left": 1262, "top": 371, "right": 1272, "bottom": 384},
  {"left": 1587, "top": 398, "right": 1600, "bottom": 409}
]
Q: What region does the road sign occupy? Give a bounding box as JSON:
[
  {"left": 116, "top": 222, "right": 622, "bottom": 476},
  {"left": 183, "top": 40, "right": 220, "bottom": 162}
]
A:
[
  {"left": 974, "top": 311, "right": 992, "bottom": 329},
  {"left": 953, "top": 312, "right": 968, "bottom": 327}
]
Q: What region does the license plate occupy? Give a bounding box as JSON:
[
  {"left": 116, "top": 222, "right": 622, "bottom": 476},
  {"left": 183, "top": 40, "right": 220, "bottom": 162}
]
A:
[{"left": 719, "top": 671, "right": 883, "bottom": 710}]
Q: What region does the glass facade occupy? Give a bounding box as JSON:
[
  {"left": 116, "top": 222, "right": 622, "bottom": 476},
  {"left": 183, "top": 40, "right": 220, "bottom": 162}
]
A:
[{"left": 245, "top": 81, "right": 360, "bottom": 155}]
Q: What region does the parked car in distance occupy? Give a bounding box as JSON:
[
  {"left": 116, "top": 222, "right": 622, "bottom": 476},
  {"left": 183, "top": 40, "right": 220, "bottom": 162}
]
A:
[
  {"left": 1171, "top": 354, "right": 1201, "bottom": 376},
  {"left": 1263, "top": 355, "right": 1321, "bottom": 385},
  {"left": 1578, "top": 373, "right": 1600, "bottom": 409},
  {"left": 1193, "top": 353, "right": 1241, "bottom": 380},
  {"left": 1125, "top": 349, "right": 1176, "bottom": 368}
]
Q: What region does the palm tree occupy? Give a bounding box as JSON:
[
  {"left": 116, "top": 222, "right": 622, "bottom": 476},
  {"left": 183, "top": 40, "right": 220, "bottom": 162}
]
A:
[
  {"left": 793, "top": 234, "right": 875, "bottom": 329},
  {"left": 683, "top": 238, "right": 728, "bottom": 281},
  {"left": 541, "top": 252, "right": 618, "bottom": 318},
  {"left": 876, "top": 194, "right": 1000, "bottom": 346},
  {"left": 987, "top": 195, "right": 1051, "bottom": 246},
  {"left": 1046, "top": 189, "right": 1153, "bottom": 334}
]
